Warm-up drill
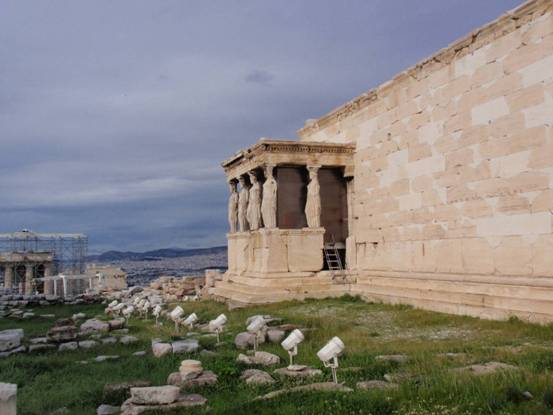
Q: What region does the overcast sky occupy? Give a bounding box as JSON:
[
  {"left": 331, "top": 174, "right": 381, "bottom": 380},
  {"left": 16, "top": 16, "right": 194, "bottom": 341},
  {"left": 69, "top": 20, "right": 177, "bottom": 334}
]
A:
[{"left": 0, "top": 0, "right": 522, "bottom": 253}]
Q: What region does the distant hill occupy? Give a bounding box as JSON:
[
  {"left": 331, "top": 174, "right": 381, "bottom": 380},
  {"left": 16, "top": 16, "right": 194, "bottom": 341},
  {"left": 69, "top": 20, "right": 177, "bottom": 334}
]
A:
[{"left": 87, "top": 246, "right": 227, "bottom": 262}]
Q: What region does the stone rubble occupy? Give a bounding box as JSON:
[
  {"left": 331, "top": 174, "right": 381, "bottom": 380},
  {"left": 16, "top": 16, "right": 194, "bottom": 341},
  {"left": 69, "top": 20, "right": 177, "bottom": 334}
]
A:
[
  {"left": 96, "top": 404, "right": 121, "bottom": 415},
  {"left": 121, "top": 393, "right": 206, "bottom": 415},
  {"left": 103, "top": 381, "right": 151, "bottom": 405},
  {"left": 0, "top": 383, "right": 17, "bottom": 415},
  {"left": 129, "top": 386, "right": 180, "bottom": 405},
  {"left": 167, "top": 359, "right": 218, "bottom": 388},
  {"left": 375, "top": 354, "right": 409, "bottom": 363},
  {"left": 58, "top": 342, "right": 79, "bottom": 352},
  {"left": 171, "top": 339, "right": 200, "bottom": 354},
  {"left": 145, "top": 276, "right": 203, "bottom": 302},
  {"left": 256, "top": 382, "right": 353, "bottom": 400},
  {"left": 356, "top": 380, "right": 399, "bottom": 390},
  {"left": 237, "top": 351, "right": 280, "bottom": 366},
  {"left": 28, "top": 343, "right": 56, "bottom": 352},
  {"left": 267, "top": 329, "right": 285, "bottom": 344},
  {"left": 119, "top": 335, "right": 139, "bottom": 345},
  {"left": 0, "top": 329, "right": 24, "bottom": 353},
  {"left": 94, "top": 355, "right": 120, "bottom": 362},
  {"left": 80, "top": 319, "right": 110, "bottom": 334},
  {"left": 452, "top": 361, "right": 518, "bottom": 376},
  {"left": 0, "top": 293, "right": 103, "bottom": 318},
  {"left": 78, "top": 340, "right": 99, "bottom": 349},
  {"left": 240, "top": 369, "right": 275, "bottom": 385},
  {"left": 152, "top": 342, "right": 172, "bottom": 358},
  {"left": 274, "top": 365, "right": 323, "bottom": 378}
]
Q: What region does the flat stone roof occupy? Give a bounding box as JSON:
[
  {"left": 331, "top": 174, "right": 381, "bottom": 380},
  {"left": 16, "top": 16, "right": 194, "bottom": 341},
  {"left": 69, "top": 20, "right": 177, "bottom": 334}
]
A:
[{"left": 221, "top": 138, "right": 355, "bottom": 178}]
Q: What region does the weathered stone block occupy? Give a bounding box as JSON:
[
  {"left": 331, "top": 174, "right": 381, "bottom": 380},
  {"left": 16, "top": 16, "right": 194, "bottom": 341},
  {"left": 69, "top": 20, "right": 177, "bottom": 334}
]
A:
[
  {"left": 286, "top": 229, "right": 324, "bottom": 273},
  {"left": 0, "top": 383, "right": 17, "bottom": 415}
]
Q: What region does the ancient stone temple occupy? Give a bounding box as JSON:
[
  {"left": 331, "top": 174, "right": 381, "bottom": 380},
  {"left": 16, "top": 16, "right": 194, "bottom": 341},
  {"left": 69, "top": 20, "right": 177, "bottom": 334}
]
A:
[
  {"left": 0, "top": 230, "right": 88, "bottom": 296},
  {"left": 213, "top": 0, "right": 553, "bottom": 323},
  {"left": 0, "top": 252, "right": 54, "bottom": 295}
]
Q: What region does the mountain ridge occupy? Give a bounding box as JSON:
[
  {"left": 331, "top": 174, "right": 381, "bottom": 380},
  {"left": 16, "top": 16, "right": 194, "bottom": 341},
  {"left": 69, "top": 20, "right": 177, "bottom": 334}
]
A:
[{"left": 87, "top": 246, "right": 227, "bottom": 262}]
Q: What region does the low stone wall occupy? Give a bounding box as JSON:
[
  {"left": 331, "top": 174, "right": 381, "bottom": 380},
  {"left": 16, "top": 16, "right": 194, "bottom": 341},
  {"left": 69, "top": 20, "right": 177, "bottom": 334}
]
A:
[{"left": 228, "top": 228, "right": 324, "bottom": 274}]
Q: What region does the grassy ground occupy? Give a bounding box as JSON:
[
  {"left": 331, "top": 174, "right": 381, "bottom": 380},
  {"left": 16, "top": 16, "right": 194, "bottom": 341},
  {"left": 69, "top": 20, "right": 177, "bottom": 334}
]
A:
[{"left": 1, "top": 296, "right": 553, "bottom": 414}]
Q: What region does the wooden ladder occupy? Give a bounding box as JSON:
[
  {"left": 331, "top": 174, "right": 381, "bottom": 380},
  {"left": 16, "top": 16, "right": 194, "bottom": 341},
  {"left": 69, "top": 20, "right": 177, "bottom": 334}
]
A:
[{"left": 324, "top": 236, "right": 344, "bottom": 282}]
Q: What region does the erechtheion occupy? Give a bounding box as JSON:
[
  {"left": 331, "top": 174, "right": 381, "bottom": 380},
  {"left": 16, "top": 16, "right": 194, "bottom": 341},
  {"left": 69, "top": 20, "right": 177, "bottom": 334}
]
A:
[{"left": 212, "top": 0, "right": 553, "bottom": 323}]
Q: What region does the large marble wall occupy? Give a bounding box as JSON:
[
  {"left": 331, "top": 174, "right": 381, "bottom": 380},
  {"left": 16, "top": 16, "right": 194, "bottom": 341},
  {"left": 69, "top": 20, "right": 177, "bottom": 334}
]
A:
[{"left": 297, "top": 0, "right": 553, "bottom": 322}]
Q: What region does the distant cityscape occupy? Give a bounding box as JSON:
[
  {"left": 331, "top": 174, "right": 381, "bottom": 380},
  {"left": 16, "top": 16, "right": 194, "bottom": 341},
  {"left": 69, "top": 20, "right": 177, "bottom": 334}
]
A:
[{"left": 87, "top": 246, "right": 227, "bottom": 286}]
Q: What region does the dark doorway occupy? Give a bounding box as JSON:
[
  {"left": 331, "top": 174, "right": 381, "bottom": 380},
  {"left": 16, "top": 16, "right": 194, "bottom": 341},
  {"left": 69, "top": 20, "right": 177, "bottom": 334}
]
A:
[
  {"left": 15, "top": 265, "right": 26, "bottom": 290},
  {"left": 319, "top": 167, "right": 348, "bottom": 244},
  {"left": 35, "top": 264, "right": 45, "bottom": 293},
  {"left": 276, "top": 166, "right": 308, "bottom": 229}
]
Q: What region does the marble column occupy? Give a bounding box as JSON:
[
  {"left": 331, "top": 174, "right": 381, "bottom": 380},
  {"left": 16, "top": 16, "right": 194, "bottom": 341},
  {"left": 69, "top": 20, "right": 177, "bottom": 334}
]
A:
[
  {"left": 238, "top": 175, "right": 250, "bottom": 232},
  {"left": 44, "top": 264, "right": 53, "bottom": 295},
  {"left": 24, "top": 265, "right": 33, "bottom": 295},
  {"left": 247, "top": 171, "right": 262, "bottom": 230},
  {"left": 227, "top": 180, "right": 239, "bottom": 233},
  {"left": 261, "top": 164, "right": 277, "bottom": 229},
  {"left": 346, "top": 178, "right": 354, "bottom": 236},
  {"left": 4, "top": 265, "right": 13, "bottom": 289},
  {"left": 305, "top": 165, "right": 321, "bottom": 228}
]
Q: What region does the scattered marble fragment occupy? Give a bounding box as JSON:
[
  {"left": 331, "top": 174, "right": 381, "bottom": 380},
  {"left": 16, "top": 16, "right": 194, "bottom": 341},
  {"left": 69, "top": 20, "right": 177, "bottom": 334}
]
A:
[
  {"left": 119, "top": 336, "right": 139, "bottom": 345},
  {"left": 241, "top": 369, "right": 275, "bottom": 385},
  {"left": 256, "top": 382, "right": 353, "bottom": 400},
  {"left": 237, "top": 351, "right": 280, "bottom": 366},
  {"left": 274, "top": 366, "right": 322, "bottom": 378},
  {"left": 356, "top": 380, "right": 399, "bottom": 390}
]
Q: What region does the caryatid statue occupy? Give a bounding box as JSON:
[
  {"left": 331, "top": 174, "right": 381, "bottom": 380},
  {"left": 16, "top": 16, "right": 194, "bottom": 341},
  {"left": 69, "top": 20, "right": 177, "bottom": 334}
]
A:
[
  {"left": 247, "top": 171, "right": 262, "bottom": 230},
  {"left": 305, "top": 165, "right": 321, "bottom": 228},
  {"left": 227, "top": 180, "right": 239, "bottom": 233},
  {"left": 238, "top": 175, "right": 250, "bottom": 232},
  {"left": 261, "top": 164, "right": 277, "bottom": 228}
]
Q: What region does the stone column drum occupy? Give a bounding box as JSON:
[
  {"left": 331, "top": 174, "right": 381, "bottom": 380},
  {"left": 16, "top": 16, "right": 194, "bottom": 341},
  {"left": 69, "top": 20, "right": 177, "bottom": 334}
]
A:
[
  {"left": 0, "top": 383, "right": 17, "bottom": 415},
  {"left": 24, "top": 265, "right": 33, "bottom": 295},
  {"left": 4, "top": 266, "right": 13, "bottom": 289},
  {"left": 44, "top": 264, "right": 54, "bottom": 295}
]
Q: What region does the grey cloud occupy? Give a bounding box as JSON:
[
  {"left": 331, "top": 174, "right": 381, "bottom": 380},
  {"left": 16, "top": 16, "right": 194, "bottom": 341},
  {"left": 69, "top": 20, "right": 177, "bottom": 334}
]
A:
[
  {"left": 0, "top": 0, "right": 522, "bottom": 251},
  {"left": 245, "top": 69, "right": 275, "bottom": 86}
]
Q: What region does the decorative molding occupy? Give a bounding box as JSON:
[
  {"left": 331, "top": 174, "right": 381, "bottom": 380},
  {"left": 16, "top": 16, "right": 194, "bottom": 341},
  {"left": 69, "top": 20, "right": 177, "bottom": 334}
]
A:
[{"left": 221, "top": 139, "right": 355, "bottom": 177}]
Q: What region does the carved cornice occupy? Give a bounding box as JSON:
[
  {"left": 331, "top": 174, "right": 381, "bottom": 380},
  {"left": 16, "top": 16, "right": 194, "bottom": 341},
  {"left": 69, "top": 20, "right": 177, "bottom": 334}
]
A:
[
  {"left": 297, "top": 0, "right": 551, "bottom": 139},
  {"left": 221, "top": 139, "right": 355, "bottom": 178},
  {"left": 0, "top": 251, "right": 54, "bottom": 263}
]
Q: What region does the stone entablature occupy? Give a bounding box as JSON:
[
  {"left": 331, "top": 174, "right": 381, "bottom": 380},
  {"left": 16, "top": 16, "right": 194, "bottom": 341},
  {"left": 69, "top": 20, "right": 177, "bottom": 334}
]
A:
[
  {"left": 222, "top": 139, "right": 355, "bottom": 179},
  {"left": 0, "top": 252, "right": 54, "bottom": 263}
]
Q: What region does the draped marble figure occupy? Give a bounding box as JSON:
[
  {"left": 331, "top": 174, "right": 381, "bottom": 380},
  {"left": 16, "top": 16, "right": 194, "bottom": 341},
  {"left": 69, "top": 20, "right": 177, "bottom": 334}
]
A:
[
  {"left": 238, "top": 176, "right": 250, "bottom": 232},
  {"left": 247, "top": 171, "right": 262, "bottom": 230},
  {"left": 228, "top": 180, "right": 239, "bottom": 233},
  {"left": 261, "top": 164, "right": 277, "bottom": 228},
  {"left": 305, "top": 166, "right": 321, "bottom": 228}
]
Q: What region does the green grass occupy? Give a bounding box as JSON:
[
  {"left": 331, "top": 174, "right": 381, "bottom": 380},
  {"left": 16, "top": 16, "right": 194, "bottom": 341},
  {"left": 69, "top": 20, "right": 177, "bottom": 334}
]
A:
[{"left": 1, "top": 296, "right": 553, "bottom": 414}]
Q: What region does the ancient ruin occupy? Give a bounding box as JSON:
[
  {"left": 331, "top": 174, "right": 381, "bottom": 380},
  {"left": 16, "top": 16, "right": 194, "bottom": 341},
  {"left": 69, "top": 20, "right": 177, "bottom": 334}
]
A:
[
  {"left": 0, "top": 230, "right": 127, "bottom": 297},
  {"left": 0, "top": 230, "right": 87, "bottom": 295},
  {"left": 213, "top": 0, "right": 553, "bottom": 323}
]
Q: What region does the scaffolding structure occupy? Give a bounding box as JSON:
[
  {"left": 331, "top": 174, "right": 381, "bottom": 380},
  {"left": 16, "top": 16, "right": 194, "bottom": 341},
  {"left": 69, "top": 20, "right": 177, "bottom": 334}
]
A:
[{"left": 0, "top": 230, "right": 88, "bottom": 274}]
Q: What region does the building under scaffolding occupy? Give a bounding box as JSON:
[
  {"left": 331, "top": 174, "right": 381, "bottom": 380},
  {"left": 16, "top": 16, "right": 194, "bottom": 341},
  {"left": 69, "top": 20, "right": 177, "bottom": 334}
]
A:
[
  {"left": 0, "top": 230, "right": 88, "bottom": 274},
  {"left": 0, "top": 230, "right": 88, "bottom": 295}
]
